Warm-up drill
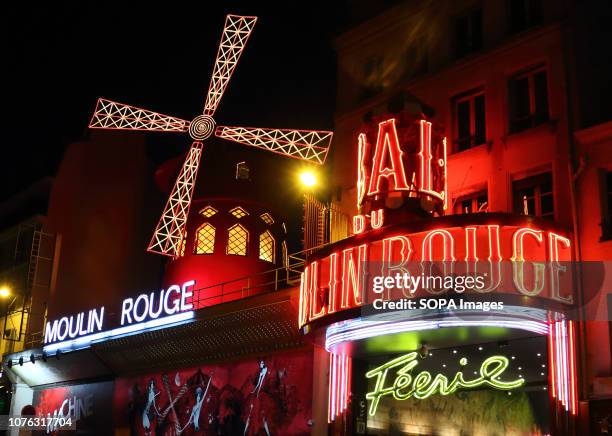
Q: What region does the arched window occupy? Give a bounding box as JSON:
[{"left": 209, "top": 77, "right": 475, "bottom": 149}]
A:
[
  {"left": 259, "top": 231, "right": 275, "bottom": 262},
  {"left": 227, "top": 224, "right": 248, "bottom": 256},
  {"left": 194, "top": 223, "right": 215, "bottom": 254}
]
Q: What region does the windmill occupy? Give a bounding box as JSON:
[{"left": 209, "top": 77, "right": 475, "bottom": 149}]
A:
[{"left": 89, "top": 14, "right": 333, "bottom": 257}]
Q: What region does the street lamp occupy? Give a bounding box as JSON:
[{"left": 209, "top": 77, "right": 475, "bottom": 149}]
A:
[
  {"left": 0, "top": 287, "right": 10, "bottom": 298},
  {"left": 299, "top": 170, "right": 317, "bottom": 188}
]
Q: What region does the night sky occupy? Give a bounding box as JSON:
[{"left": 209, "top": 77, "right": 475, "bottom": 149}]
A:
[{"left": 3, "top": 1, "right": 349, "bottom": 202}]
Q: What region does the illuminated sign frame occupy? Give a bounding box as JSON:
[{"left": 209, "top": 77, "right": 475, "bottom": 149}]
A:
[
  {"left": 365, "top": 352, "right": 525, "bottom": 415},
  {"left": 43, "top": 280, "right": 196, "bottom": 350},
  {"left": 299, "top": 219, "right": 573, "bottom": 328}
]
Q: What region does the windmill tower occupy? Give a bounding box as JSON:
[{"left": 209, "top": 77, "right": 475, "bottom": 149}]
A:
[{"left": 88, "top": 14, "right": 333, "bottom": 265}]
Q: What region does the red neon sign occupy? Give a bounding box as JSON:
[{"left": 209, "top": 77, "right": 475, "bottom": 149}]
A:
[
  {"left": 299, "top": 224, "right": 573, "bottom": 328},
  {"left": 366, "top": 119, "right": 410, "bottom": 196},
  {"left": 356, "top": 114, "right": 447, "bottom": 213}
]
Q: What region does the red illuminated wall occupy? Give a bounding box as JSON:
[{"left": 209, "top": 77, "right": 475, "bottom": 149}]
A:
[
  {"left": 575, "top": 122, "right": 612, "bottom": 390},
  {"left": 44, "top": 131, "right": 163, "bottom": 321},
  {"left": 113, "top": 349, "right": 313, "bottom": 436}
]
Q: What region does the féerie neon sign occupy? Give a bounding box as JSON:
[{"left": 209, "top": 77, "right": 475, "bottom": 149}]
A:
[{"left": 365, "top": 353, "right": 524, "bottom": 415}]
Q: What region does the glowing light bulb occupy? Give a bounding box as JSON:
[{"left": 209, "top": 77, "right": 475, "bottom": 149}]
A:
[
  {"left": 0, "top": 287, "right": 10, "bottom": 298},
  {"left": 300, "top": 171, "right": 317, "bottom": 188}
]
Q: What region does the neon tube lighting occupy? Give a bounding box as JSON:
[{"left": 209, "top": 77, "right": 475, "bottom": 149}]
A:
[
  {"left": 325, "top": 318, "right": 549, "bottom": 351},
  {"left": 43, "top": 311, "right": 194, "bottom": 353},
  {"left": 568, "top": 320, "right": 577, "bottom": 414},
  {"left": 328, "top": 353, "right": 351, "bottom": 423},
  {"left": 326, "top": 318, "right": 578, "bottom": 420}
]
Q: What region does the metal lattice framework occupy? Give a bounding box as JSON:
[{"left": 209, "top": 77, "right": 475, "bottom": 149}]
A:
[
  {"left": 89, "top": 14, "right": 333, "bottom": 257},
  {"left": 216, "top": 126, "right": 332, "bottom": 165},
  {"left": 204, "top": 15, "right": 257, "bottom": 116},
  {"left": 148, "top": 142, "right": 204, "bottom": 256},
  {"left": 89, "top": 98, "right": 190, "bottom": 132}
]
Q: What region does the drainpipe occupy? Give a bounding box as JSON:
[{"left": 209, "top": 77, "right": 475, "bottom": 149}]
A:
[{"left": 561, "top": 2, "right": 590, "bottom": 427}]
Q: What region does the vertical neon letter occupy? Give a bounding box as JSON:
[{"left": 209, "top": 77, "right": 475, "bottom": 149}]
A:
[
  {"left": 367, "top": 119, "right": 409, "bottom": 196},
  {"left": 341, "top": 244, "right": 368, "bottom": 309}
]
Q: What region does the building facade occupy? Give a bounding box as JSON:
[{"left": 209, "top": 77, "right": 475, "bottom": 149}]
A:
[
  {"left": 310, "top": 0, "right": 611, "bottom": 434},
  {"left": 1, "top": 2, "right": 611, "bottom": 435}
]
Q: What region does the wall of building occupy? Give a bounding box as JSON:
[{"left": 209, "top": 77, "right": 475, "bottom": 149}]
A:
[
  {"left": 44, "top": 130, "right": 163, "bottom": 322},
  {"left": 575, "top": 121, "right": 612, "bottom": 394}
]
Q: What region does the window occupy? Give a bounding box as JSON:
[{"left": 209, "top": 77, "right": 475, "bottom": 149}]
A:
[
  {"left": 453, "top": 90, "right": 486, "bottom": 151},
  {"left": 282, "top": 240, "right": 288, "bottom": 267},
  {"left": 600, "top": 170, "right": 612, "bottom": 240},
  {"left": 404, "top": 40, "right": 428, "bottom": 79},
  {"left": 227, "top": 224, "right": 248, "bottom": 256},
  {"left": 361, "top": 56, "right": 384, "bottom": 99},
  {"left": 454, "top": 191, "right": 488, "bottom": 214},
  {"left": 455, "top": 8, "right": 483, "bottom": 58},
  {"left": 236, "top": 161, "right": 250, "bottom": 180},
  {"left": 194, "top": 223, "right": 215, "bottom": 254},
  {"left": 200, "top": 206, "right": 217, "bottom": 218},
  {"left": 179, "top": 230, "right": 187, "bottom": 257},
  {"left": 260, "top": 213, "right": 274, "bottom": 225},
  {"left": 513, "top": 172, "right": 554, "bottom": 219},
  {"left": 509, "top": 0, "right": 543, "bottom": 33},
  {"left": 229, "top": 207, "right": 249, "bottom": 218},
  {"left": 259, "top": 231, "right": 275, "bottom": 263},
  {"left": 509, "top": 66, "right": 549, "bottom": 133}
]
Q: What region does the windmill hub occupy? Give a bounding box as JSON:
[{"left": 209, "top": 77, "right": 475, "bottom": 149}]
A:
[{"left": 189, "top": 115, "right": 216, "bottom": 140}]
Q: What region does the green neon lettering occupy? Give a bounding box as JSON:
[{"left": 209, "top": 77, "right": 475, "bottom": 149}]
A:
[{"left": 365, "top": 354, "right": 524, "bottom": 415}]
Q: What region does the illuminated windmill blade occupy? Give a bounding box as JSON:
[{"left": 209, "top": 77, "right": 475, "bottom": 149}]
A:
[
  {"left": 147, "top": 142, "right": 204, "bottom": 257},
  {"left": 215, "top": 126, "right": 333, "bottom": 164},
  {"left": 89, "top": 98, "right": 190, "bottom": 133},
  {"left": 202, "top": 15, "right": 257, "bottom": 116}
]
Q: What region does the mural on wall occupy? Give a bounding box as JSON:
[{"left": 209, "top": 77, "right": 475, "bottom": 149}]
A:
[
  {"left": 366, "top": 389, "right": 549, "bottom": 435},
  {"left": 114, "top": 350, "right": 313, "bottom": 436},
  {"left": 32, "top": 381, "right": 114, "bottom": 435}
]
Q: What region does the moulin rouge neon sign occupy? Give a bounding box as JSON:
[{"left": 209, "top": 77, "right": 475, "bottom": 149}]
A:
[
  {"left": 298, "top": 224, "right": 572, "bottom": 327},
  {"left": 44, "top": 280, "right": 195, "bottom": 345},
  {"left": 366, "top": 353, "right": 524, "bottom": 415},
  {"left": 298, "top": 116, "right": 573, "bottom": 328}
]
